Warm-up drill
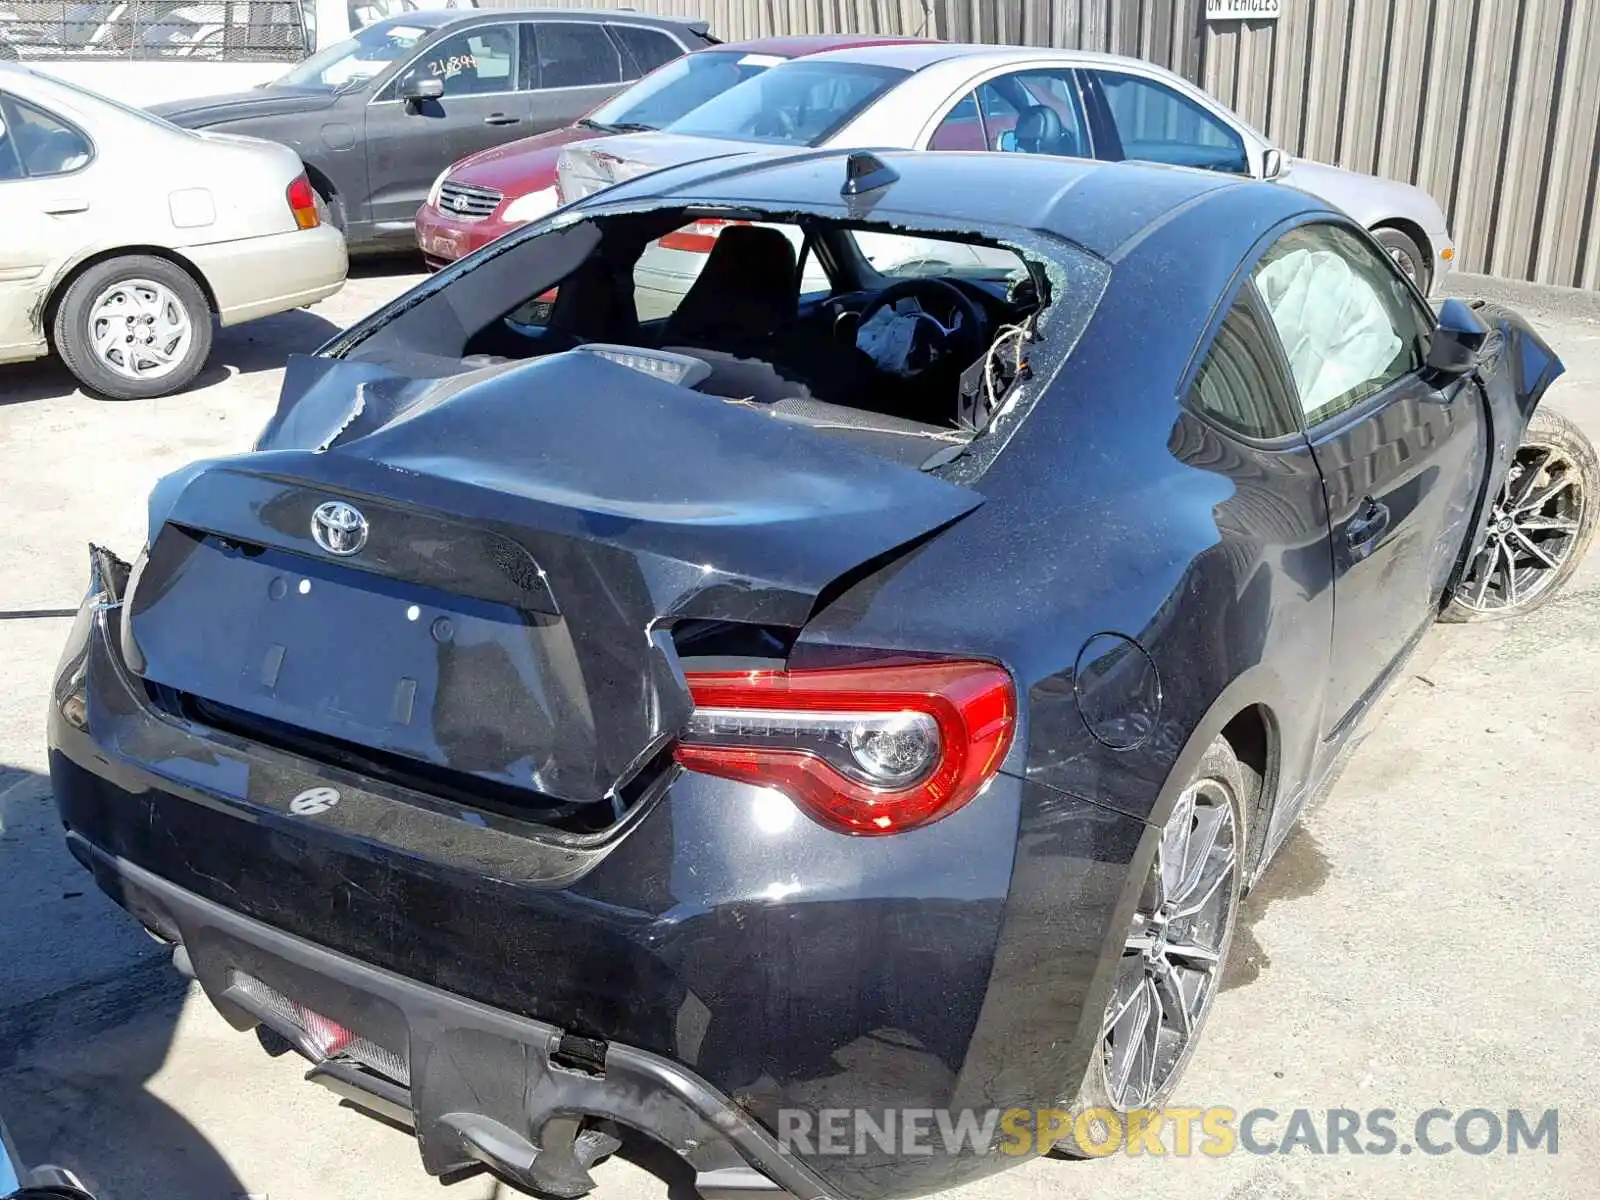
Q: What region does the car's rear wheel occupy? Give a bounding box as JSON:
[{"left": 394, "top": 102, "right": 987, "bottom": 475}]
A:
[
  {"left": 1372, "top": 226, "right": 1431, "bottom": 292},
  {"left": 1443, "top": 406, "right": 1597, "bottom": 622},
  {"left": 1059, "top": 738, "right": 1245, "bottom": 1151},
  {"left": 53, "top": 255, "right": 212, "bottom": 400}
]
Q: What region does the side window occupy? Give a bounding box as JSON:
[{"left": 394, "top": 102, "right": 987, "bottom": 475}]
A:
[
  {"left": 6, "top": 98, "right": 91, "bottom": 177},
  {"left": 1253, "top": 224, "right": 1431, "bottom": 425},
  {"left": 1188, "top": 288, "right": 1301, "bottom": 439},
  {"left": 929, "top": 90, "right": 984, "bottom": 151},
  {"left": 1093, "top": 71, "right": 1247, "bottom": 175},
  {"left": 0, "top": 104, "right": 23, "bottom": 181},
  {"left": 536, "top": 22, "right": 623, "bottom": 89},
  {"left": 611, "top": 25, "right": 681, "bottom": 78},
  {"left": 929, "top": 72, "right": 1088, "bottom": 156},
  {"left": 980, "top": 70, "right": 1087, "bottom": 157},
  {"left": 396, "top": 25, "right": 518, "bottom": 97}
]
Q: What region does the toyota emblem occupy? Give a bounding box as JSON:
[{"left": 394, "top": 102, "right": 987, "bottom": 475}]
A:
[{"left": 311, "top": 501, "right": 369, "bottom": 556}]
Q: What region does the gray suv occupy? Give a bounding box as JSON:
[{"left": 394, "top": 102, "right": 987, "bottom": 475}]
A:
[{"left": 150, "top": 8, "right": 715, "bottom": 252}]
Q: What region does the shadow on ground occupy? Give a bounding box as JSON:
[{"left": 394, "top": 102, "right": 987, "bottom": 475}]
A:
[
  {"left": 0, "top": 759, "right": 706, "bottom": 1200},
  {"left": 0, "top": 308, "right": 342, "bottom": 408},
  {"left": 0, "top": 253, "right": 425, "bottom": 408},
  {"left": 0, "top": 763, "right": 244, "bottom": 1199}
]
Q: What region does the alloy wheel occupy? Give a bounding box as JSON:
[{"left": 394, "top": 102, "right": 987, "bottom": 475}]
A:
[
  {"left": 1385, "top": 243, "right": 1420, "bottom": 283},
  {"left": 1455, "top": 440, "right": 1587, "bottom": 614},
  {"left": 88, "top": 279, "right": 193, "bottom": 381},
  {"left": 1100, "top": 778, "right": 1239, "bottom": 1110}
]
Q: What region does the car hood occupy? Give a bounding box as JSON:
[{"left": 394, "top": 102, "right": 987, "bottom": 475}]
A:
[
  {"left": 451, "top": 125, "right": 599, "bottom": 195},
  {"left": 557, "top": 131, "right": 757, "bottom": 201},
  {"left": 1278, "top": 157, "right": 1448, "bottom": 232},
  {"left": 148, "top": 87, "right": 337, "bottom": 128},
  {"left": 125, "top": 352, "right": 983, "bottom": 805}
]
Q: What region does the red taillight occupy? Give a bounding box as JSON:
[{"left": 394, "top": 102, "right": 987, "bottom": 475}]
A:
[
  {"left": 287, "top": 173, "right": 319, "bottom": 230},
  {"left": 658, "top": 217, "right": 744, "bottom": 253},
  {"left": 674, "top": 662, "right": 1016, "bottom": 836}
]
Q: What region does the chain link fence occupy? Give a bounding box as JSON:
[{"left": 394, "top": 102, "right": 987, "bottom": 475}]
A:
[{"left": 0, "top": 0, "right": 308, "bottom": 62}]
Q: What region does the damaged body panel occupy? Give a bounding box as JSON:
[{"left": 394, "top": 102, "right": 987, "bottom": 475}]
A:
[
  {"left": 130, "top": 352, "right": 984, "bottom": 805},
  {"left": 50, "top": 149, "right": 1582, "bottom": 1200}
]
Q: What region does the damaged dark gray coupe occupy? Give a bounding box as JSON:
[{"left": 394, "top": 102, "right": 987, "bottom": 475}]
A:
[{"left": 48, "top": 148, "right": 1595, "bottom": 1200}]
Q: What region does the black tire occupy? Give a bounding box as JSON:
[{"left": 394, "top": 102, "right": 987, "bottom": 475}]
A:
[
  {"left": 1371, "top": 225, "right": 1432, "bottom": 293},
  {"left": 1442, "top": 405, "right": 1598, "bottom": 622},
  {"left": 1055, "top": 737, "right": 1247, "bottom": 1156},
  {"left": 53, "top": 255, "right": 212, "bottom": 400}
]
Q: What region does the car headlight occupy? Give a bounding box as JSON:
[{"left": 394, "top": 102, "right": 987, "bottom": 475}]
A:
[
  {"left": 501, "top": 186, "right": 561, "bottom": 225},
  {"left": 426, "top": 168, "right": 450, "bottom": 209}
]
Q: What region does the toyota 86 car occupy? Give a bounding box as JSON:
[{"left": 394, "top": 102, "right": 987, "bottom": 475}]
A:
[{"left": 49, "top": 149, "right": 1594, "bottom": 1200}]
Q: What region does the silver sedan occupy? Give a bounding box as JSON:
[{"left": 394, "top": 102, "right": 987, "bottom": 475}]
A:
[
  {"left": 0, "top": 65, "right": 347, "bottom": 399},
  {"left": 561, "top": 42, "right": 1456, "bottom": 293}
]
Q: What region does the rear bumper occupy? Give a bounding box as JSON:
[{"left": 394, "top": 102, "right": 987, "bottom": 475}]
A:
[
  {"left": 65, "top": 833, "right": 829, "bottom": 1200},
  {"left": 183, "top": 225, "right": 348, "bottom": 325},
  {"left": 48, "top": 577, "right": 1141, "bottom": 1199}
]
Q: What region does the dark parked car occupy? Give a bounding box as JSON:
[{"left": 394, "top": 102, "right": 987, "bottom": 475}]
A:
[
  {"left": 50, "top": 149, "right": 1594, "bottom": 1200},
  {"left": 149, "top": 8, "right": 714, "bottom": 252}
]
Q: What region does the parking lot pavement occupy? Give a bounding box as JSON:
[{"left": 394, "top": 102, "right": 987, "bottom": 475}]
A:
[{"left": 2, "top": 270, "right": 1597, "bottom": 1199}]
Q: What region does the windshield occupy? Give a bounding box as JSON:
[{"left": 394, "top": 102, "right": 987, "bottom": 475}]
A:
[
  {"left": 666, "top": 61, "right": 907, "bottom": 146},
  {"left": 274, "top": 20, "right": 429, "bottom": 89},
  {"left": 586, "top": 49, "right": 783, "bottom": 132},
  {"left": 851, "top": 231, "right": 1031, "bottom": 285}
]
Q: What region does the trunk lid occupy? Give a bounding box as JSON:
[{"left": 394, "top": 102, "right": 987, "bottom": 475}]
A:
[{"left": 124, "top": 353, "right": 982, "bottom": 806}]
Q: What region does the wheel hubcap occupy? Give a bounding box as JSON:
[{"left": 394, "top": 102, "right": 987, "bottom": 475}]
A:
[
  {"left": 88, "top": 279, "right": 192, "bottom": 381},
  {"left": 1457, "top": 440, "right": 1585, "bottom": 612},
  {"left": 1386, "top": 243, "right": 1418, "bottom": 282},
  {"left": 1101, "top": 778, "right": 1238, "bottom": 1110}
]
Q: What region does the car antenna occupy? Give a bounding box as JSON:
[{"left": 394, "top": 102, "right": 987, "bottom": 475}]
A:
[{"left": 841, "top": 151, "right": 900, "bottom": 197}]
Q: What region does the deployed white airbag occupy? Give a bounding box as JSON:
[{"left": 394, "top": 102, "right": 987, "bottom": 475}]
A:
[{"left": 1256, "top": 247, "right": 1402, "bottom": 415}]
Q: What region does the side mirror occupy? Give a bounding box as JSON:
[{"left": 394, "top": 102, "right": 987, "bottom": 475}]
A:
[
  {"left": 1426, "top": 298, "right": 1490, "bottom": 376},
  {"left": 995, "top": 129, "right": 1017, "bottom": 153},
  {"left": 400, "top": 76, "right": 444, "bottom": 106},
  {"left": 1262, "top": 147, "right": 1287, "bottom": 180}
]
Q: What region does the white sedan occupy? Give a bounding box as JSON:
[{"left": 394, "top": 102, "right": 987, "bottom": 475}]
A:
[
  {"left": 560, "top": 42, "right": 1457, "bottom": 293},
  {"left": 0, "top": 65, "right": 346, "bottom": 399}
]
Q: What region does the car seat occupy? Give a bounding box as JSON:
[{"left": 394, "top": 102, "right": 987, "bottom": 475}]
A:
[
  {"left": 1014, "top": 104, "right": 1079, "bottom": 157},
  {"left": 660, "top": 225, "right": 798, "bottom": 349}
]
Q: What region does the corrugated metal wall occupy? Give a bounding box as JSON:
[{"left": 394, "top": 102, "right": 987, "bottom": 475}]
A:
[
  {"left": 489, "top": 0, "right": 1600, "bottom": 288},
  {"left": 488, "top": 0, "right": 931, "bottom": 41}
]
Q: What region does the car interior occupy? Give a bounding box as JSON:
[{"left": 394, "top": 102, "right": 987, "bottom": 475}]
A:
[{"left": 344, "top": 207, "right": 1050, "bottom": 468}]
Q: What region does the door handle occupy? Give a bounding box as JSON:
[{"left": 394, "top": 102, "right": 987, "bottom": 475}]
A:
[
  {"left": 483, "top": 114, "right": 521, "bottom": 126},
  {"left": 1346, "top": 497, "right": 1391, "bottom": 559},
  {"left": 42, "top": 197, "right": 90, "bottom": 215}
]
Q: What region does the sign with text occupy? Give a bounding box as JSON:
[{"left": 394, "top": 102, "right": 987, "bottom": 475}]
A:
[{"left": 1206, "top": 0, "right": 1283, "bottom": 18}]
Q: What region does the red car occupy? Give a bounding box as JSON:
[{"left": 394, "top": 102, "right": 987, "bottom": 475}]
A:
[{"left": 414, "top": 33, "right": 928, "bottom": 268}]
